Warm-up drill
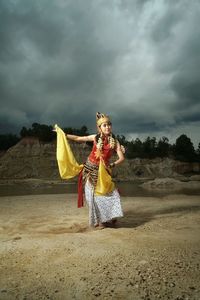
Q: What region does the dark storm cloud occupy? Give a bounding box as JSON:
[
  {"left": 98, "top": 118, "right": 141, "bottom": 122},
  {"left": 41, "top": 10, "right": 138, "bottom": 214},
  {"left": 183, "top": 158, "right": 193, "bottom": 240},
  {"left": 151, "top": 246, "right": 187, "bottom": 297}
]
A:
[
  {"left": 0, "top": 0, "right": 199, "bottom": 145},
  {"left": 149, "top": 0, "right": 200, "bottom": 126},
  {"left": 132, "top": 0, "right": 200, "bottom": 142},
  {"left": 0, "top": 0, "right": 65, "bottom": 60},
  {"left": 0, "top": 0, "right": 132, "bottom": 133}
]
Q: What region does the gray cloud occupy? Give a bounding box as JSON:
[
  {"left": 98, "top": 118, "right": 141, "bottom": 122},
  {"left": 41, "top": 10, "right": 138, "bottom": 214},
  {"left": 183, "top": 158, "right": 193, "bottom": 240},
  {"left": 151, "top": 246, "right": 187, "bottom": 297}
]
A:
[{"left": 0, "top": 0, "right": 199, "bottom": 146}]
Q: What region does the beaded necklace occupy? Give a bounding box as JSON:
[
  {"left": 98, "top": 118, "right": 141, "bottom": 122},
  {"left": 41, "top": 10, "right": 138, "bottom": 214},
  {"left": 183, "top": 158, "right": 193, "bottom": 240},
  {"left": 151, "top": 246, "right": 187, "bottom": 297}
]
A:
[{"left": 95, "top": 134, "right": 116, "bottom": 159}]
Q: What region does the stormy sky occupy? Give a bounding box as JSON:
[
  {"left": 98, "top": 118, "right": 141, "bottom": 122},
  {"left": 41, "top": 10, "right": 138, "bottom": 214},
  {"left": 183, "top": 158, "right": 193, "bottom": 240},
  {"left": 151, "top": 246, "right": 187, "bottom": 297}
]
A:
[{"left": 0, "top": 0, "right": 200, "bottom": 145}]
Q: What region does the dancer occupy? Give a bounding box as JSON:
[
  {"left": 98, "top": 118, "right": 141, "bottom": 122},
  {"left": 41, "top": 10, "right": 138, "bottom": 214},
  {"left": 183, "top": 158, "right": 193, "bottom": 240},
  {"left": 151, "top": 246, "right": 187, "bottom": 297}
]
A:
[{"left": 55, "top": 112, "right": 125, "bottom": 229}]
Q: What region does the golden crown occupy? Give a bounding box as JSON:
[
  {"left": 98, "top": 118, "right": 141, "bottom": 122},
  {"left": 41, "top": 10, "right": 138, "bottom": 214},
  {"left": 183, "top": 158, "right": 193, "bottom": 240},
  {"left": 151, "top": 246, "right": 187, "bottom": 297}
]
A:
[{"left": 96, "top": 112, "right": 111, "bottom": 127}]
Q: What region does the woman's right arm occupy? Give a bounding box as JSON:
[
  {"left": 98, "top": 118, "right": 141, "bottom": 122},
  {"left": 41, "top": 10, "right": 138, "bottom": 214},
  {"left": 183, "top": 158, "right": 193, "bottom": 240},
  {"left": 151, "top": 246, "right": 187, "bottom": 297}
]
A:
[{"left": 66, "top": 134, "right": 95, "bottom": 142}]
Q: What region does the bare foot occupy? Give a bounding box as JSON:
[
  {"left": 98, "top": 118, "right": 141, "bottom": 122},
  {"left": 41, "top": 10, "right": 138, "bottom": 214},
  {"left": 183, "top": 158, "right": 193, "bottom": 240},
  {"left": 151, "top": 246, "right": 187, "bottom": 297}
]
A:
[
  {"left": 94, "top": 223, "right": 106, "bottom": 230},
  {"left": 99, "top": 223, "right": 107, "bottom": 229}
]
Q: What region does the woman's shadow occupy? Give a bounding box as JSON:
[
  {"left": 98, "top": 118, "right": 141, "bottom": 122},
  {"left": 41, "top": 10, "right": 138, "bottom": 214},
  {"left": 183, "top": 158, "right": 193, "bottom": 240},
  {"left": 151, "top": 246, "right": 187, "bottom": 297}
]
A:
[{"left": 112, "top": 204, "right": 200, "bottom": 229}]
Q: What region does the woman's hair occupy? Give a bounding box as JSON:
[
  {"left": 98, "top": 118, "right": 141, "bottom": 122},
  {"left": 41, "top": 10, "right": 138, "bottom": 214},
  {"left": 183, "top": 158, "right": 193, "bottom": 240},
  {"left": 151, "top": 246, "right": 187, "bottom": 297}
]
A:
[{"left": 95, "top": 133, "right": 116, "bottom": 143}]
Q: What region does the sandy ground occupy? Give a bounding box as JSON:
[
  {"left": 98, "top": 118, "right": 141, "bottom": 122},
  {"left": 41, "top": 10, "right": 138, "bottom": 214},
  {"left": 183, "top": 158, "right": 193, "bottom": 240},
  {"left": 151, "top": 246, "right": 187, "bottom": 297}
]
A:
[{"left": 0, "top": 193, "right": 200, "bottom": 300}]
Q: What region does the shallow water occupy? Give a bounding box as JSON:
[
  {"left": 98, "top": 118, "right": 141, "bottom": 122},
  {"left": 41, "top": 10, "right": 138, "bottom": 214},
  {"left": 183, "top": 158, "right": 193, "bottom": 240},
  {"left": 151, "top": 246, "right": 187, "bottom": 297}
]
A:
[{"left": 0, "top": 181, "right": 200, "bottom": 197}]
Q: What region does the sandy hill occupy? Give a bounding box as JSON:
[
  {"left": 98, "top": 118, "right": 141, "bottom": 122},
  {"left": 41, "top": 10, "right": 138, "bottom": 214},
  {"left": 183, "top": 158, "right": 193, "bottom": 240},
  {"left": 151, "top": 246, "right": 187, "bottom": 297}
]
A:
[{"left": 0, "top": 138, "right": 200, "bottom": 180}]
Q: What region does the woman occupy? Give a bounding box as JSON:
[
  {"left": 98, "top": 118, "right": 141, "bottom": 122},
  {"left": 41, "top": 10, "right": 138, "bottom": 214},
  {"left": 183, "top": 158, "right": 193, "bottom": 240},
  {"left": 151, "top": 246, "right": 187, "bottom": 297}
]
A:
[{"left": 56, "top": 112, "right": 125, "bottom": 229}]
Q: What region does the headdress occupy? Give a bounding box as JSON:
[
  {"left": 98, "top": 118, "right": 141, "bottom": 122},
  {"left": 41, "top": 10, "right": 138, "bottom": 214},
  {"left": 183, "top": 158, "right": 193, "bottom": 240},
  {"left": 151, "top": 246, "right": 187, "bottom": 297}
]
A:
[
  {"left": 95, "top": 112, "right": 115, "bottom": 157},
  {"left": 96, "top": 112, "right": 111, "bottom": 127}
]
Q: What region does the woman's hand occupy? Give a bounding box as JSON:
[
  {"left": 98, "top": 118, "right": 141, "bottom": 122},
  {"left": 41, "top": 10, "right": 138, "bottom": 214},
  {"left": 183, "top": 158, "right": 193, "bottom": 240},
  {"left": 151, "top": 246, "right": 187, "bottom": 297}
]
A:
[{"left": 109, "top": 162, "right": 116, "bottom": 168}]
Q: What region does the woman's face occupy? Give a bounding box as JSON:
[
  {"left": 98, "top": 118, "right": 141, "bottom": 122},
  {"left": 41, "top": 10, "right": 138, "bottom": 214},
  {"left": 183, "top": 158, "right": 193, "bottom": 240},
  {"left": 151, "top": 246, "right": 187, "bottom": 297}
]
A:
[{"left": 100, "top": 121, "right": 112, "bottom": 135}]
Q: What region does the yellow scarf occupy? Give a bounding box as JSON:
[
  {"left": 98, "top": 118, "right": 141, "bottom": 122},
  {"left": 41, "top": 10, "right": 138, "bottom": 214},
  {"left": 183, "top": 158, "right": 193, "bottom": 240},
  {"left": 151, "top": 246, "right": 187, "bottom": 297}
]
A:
[
  {"left": 55, "top": 124, "right": 115, "bottom": 195},
  {"left": 95, "top": 159, "right": 115, "bottom": 195},
  {"left": 55, "top": 124, "right": 83, "bottom": 179}
]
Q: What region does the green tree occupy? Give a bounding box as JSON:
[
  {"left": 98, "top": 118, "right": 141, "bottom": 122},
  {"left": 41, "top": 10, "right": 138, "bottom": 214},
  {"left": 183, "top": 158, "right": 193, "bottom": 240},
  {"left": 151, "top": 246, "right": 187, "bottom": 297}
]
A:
[
  {"left": 116, "top": 135, "right": 127, "bottom": 146},
  {"left": 132, "top": 138, "right": 143, "bottom": 158},
  {"left": 20, "top": 126, "right": 29, "bottom": 137},
  {"left": 197, "top": 143, "right": 200, "bottom": 155},
  {"left": 173, "top": 134, "right": 196, "bottom": 161},
  {"left": 20, "top": 123, "right": 55, "bottom": 142},
  {"left": 143, "top": 137, "right": 157, "bottom": 158},
  {"left": 34, "top": 124, "right": 53, "bottom": 142},
  {"left": 64, "top": 125, "right": 88, "bottom": 136},
  {"left": 125, "top": 140, "right": 134, "bottom": 159},
  {"left": 80, "top": 125, "right": 88, "bottom": 136},
  {"left": 157, "top": 136, "right": 170, "bottom": 157}
]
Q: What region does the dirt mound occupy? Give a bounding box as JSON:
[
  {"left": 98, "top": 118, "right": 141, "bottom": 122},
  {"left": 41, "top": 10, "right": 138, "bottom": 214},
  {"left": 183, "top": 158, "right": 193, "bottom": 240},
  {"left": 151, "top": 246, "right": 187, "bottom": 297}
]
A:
[{"left": 0, "top": 139, "right": 200, "bottom": 180}]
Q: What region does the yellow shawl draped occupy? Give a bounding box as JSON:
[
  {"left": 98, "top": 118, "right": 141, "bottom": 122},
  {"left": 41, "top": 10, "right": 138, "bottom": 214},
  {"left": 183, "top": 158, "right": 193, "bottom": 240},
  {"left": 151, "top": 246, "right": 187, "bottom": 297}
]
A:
[
  {"left": 95, "top": 160, "right": 115, "bottom": 195},
  {"left": 55, "top": 124, "right": 115, "bottom": 195},
  {"left": 55, "top": 124, "right": 83, "bottom": 179}
]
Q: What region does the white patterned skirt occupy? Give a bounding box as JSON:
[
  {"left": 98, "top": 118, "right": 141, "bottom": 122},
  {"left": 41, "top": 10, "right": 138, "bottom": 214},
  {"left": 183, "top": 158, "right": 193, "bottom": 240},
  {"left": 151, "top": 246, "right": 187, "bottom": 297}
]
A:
[{"left": 85, "top": 180, "right": 123, "bottom": 226}]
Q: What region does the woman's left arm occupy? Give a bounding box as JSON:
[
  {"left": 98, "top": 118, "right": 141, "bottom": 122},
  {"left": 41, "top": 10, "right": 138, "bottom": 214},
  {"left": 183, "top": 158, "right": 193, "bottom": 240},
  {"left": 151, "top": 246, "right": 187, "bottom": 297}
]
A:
[{"left": 110, "top": 141, "right": 125, "bottom": 167}]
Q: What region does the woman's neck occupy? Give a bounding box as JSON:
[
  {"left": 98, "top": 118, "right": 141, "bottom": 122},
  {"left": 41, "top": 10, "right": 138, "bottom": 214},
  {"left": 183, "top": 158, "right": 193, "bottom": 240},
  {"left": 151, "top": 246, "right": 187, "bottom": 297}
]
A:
[{"left": 101, "top": 133, "right": 111, "bottom": 138}]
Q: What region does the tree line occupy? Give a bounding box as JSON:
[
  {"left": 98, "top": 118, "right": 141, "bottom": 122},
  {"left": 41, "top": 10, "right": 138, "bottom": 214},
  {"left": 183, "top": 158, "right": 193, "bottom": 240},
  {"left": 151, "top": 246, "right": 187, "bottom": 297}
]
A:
[
  {"left": 116, "top": 134, "right": 200, "bottom": 162},
  {"left": 0, "top": 123, "right": 200, "bottom": 162},
  {"left": 0, "top": 123, "right": 89, "bottom": 150}
]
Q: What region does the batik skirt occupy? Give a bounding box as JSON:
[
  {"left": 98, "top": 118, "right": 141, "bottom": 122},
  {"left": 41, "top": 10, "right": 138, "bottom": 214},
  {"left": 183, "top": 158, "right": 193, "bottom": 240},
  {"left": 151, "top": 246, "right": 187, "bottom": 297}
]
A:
[{"left": 84, "top": 180, "right": 123, "bottom": 226}]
